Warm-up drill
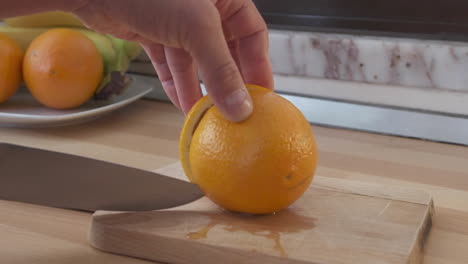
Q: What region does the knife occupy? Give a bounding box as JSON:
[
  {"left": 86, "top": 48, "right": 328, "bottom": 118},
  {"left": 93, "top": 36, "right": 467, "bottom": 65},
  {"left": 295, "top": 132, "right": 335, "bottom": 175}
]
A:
[{"left": 0, "top": 143, "right": 204, "bottom": 211}]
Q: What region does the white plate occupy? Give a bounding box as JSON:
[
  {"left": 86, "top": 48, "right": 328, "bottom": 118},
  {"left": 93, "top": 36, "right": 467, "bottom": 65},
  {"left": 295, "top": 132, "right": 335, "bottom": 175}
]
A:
[{"left": 0, "top": 77, "right": 153, "bottom": 128}]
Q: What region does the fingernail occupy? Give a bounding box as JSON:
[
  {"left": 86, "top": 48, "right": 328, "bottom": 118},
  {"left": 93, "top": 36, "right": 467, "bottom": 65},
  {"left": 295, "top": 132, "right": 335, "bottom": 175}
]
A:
[{"left": 223, "top": 89, "right": 253, "bottom": 122}]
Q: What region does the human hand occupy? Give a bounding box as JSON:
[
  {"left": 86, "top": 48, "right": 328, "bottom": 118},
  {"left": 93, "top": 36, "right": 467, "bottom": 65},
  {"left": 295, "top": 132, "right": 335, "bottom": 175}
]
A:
[{"left": 73, "top": 0, "right": 273, "bottom": 122}]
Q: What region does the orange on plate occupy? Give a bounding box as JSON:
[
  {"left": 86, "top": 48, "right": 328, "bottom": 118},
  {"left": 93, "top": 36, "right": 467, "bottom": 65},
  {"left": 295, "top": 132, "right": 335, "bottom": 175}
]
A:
[
  {"left": 0, "top": 33, "right": 23, "bottom": 103},
  {"left": 180, "top": 85, "right": 317, "bottom": 214},
  {"left": 23, "top": 28, "right": 103, "bottom": 109}
]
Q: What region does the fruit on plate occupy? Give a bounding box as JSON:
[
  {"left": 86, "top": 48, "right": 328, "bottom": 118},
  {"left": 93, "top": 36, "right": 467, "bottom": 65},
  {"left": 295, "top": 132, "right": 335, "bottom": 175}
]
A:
[
  {"left": 0, "top": 33, "right": 23, "bottom": 103},
  {"left": 4, "top": 11, "right": 85, "bottom": 28},
  {"left": 23, "top": 28, "right": 103, "bottom": 109},
  {"left": 179, "top": 85, "right": 317, "bottom": 215},
  {"left": 0, "top": 25, "right": 142, "bottom": 100}
]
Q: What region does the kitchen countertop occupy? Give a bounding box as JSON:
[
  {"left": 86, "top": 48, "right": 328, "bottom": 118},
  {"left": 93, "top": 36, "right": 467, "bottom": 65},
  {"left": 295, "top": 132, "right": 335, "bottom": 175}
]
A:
[{"left": 0, "top": 99, "right": 467, "bottom": 264}]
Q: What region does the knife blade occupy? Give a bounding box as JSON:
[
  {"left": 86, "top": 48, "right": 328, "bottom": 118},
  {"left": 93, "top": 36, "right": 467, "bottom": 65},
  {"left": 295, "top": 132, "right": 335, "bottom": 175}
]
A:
[{"left": 0, "top": 143, "right": 204, "bottom": 211}]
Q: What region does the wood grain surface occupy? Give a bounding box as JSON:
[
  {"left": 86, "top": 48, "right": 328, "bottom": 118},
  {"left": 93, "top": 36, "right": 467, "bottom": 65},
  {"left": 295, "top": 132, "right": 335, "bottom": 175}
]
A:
[
  {"left": 0, "top": 100, "right": 468, "bottom": 263},
  {"left": 90, "top": 162, "right": 433, "bottom": 264}
]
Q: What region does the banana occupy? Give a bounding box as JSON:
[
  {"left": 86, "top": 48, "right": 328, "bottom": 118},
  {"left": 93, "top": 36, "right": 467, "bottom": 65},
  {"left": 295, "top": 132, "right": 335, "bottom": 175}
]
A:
[
  {"left": 124, "top": 41, "right": 144, "bottom": 61},
  {"left": 93, "top": 37, "right": 133, "bottom": 98},
  {"left": 4, "top": 12, "right": 85, "bottom": 28},
  {"left": 0, "top": 27, "right": 46, "bottom": 51},
  {"left": 0, "top": 25, "right": 143, "bottom": 100}
]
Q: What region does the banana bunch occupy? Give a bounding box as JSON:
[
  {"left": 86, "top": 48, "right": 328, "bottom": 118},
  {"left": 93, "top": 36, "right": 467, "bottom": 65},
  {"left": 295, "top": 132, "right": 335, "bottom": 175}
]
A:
[
  {"left": 1, "top": 12, "right": 143, "bottom": 100},
  {"left": 4, "top": 11, "right": 85, "bottom": 28}
]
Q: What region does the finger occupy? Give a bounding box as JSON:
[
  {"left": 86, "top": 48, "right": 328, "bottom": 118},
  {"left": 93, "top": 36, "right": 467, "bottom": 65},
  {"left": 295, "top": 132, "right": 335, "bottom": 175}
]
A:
[
  {"left": 223, "top": 26, "right": 242, "bottom": 74},
  {"left": 140, "top": 42, "right": 181, "bottom": 109},
  {"left": 186, "top": 4, "right": 253, "bottom": 122},
  {"left": 164, "top": 47, "right": 202, "bottom": 114},
  {"left": 72, "top": 0, "right": 258, "bottom": 119},
  {"left": 217, "top": 0, "right": 273, "bottom": 89},
  {"left": 227, "top": 39, "right": 242, "bottom": 79}
]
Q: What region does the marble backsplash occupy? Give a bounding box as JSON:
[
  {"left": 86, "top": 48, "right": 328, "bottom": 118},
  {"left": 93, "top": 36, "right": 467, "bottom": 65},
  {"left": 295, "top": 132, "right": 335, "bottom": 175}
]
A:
[
  {"left": 269, "top": 30, "right": 468, "bottom": 92},
  {"left": 134, "top": 29, "right": 468, "bottom": 93}
]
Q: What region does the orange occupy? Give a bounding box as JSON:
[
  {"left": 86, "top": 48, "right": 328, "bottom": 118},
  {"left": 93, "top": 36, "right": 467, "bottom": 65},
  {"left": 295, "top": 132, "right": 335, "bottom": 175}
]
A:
[
  {"left": 23, "top": 28, "right": 103, "bottom": 109},
  {"left": 180, "top": 85, "right": 317, "bottom": 214},
  {"left": 0, "top": 33, "right": 23, "bottom": 103}
]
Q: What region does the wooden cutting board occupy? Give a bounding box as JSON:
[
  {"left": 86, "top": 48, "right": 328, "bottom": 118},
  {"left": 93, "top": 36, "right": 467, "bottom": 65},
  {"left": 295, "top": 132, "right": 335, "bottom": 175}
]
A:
[{"left": 89, "top": 163, "right": 434, "bottom": 264}]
